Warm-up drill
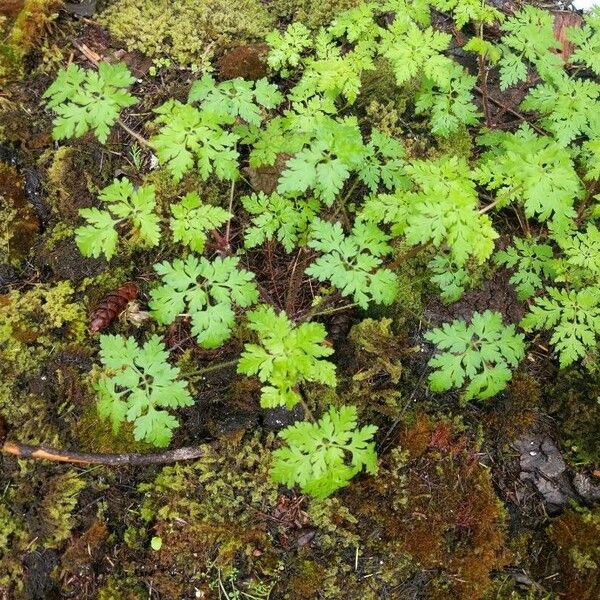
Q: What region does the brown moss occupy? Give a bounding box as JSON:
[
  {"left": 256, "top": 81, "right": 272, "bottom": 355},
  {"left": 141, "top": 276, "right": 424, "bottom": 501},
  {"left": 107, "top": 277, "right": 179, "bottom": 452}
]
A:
[
  {"left": 61, "top": 519, "right": 108, "bottom": 574},
  {"left": 218, "top": 43, "right": 269, "bottom": 80},
  {"left": 44, "top": 145, "right": 101, "bottom": 222},
  {"left": 343, "top": 415, "right": 507, "bottom": 600},
  {"left": 286, "top": 559, "right": 324, "bottom": 598},
  {"left": 548, "top": 506, "right": 600, "bottom": 600},
  {"left": 483, "top": 373, "right": 542, "bottom": 442},
  {"left": 0, "top": 162, "right": 40, "bottom": 263},
  {"left": 0, "top": 0, "right": 62, "bottom": 84}
]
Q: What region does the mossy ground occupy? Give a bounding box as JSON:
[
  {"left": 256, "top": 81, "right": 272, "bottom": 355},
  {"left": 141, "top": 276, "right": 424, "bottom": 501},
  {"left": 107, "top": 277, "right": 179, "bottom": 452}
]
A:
[{"left": 0, "top": 1, "right": 598, "bottom": 598}]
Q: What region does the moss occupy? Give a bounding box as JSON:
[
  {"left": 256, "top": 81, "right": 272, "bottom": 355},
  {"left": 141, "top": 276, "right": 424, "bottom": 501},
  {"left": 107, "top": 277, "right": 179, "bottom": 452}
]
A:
[
  {"left": 0, "top": 281, "right": 86, "bottom": 443},
  {"left": 482, "top": 373, "right": 542, "bottom": 442},
  {"left": 100, "top": 0, "right": 274, "bottom": 69},
  {"left": 547, "top": 369, "right": 600, "bottom": 466},
  {"left": 0, "top": 493, "right": 29, "bottom": 593},
  {"left": 0, "top": 0, "right": 62, "bottom": 84},
  {"left": 43, "top": 145, "right": 105, "bottom": 222},
  {"left": 0, "top": 162, "right": 40, "bottom": 264},
  {"left": 349, "top": 318, "right": 404, "bottom": 384},
  {"left": 548, "top": 505, "right": 600, "bottom": 599},
  {"left": 61, "top": 519, "right": 108, "bottom": 574},
  {"left": 97, "top": 575, "right": 145, "bottom": 600},
  {"left": 36, "top": 470, "right": 87, "bottom": 547},
  {"left": 128, "top": 433, "right": 280, "bottom": 595},
  {"left": 269, "top": 0, "right": 364, "bottom": 29}
]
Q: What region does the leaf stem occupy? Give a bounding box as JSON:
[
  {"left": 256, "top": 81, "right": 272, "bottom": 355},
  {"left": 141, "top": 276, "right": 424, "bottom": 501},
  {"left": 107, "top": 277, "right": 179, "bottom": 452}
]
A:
[
  {"left": 224, "top": 178, "right": 235, "bottom": 249},
  {"left": 298, "top": 392, "right": 317, "bottom": 423}
]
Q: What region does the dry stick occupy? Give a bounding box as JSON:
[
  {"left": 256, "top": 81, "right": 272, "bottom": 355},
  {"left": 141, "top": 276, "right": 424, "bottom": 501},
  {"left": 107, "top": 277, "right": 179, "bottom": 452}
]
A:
[
  {"left": 2, "top": 440, "right": 214, "bottom": 466},
  {"left": 473, "top": 86, "right": 547, "bottom": 136}
]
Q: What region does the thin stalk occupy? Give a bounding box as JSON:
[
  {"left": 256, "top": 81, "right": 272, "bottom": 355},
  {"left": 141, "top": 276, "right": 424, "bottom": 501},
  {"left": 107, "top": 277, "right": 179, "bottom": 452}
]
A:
[{"left": 224, "top": 179, "right": 235, "bottom": 248}]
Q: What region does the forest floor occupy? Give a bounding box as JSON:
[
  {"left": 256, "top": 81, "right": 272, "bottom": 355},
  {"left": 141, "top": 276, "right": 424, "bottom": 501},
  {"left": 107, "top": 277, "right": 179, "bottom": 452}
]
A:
[{"left": 1, "top": 0, "right": 600, "bottom": 599}]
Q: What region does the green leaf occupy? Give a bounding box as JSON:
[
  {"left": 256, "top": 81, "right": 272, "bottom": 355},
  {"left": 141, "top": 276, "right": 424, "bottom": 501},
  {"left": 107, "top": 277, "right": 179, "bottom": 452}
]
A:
[
  {"left": 149, "top": 255, "right": 258, "bottom": 348},
  {"left": 75, "top": 178, "right": 160, "bottom": 260},
  {"left": 271, "top": 405, "right": 377, "bottom": 498},
  {"left": 170, "top": 192, "right": 230, "bottom": 253},
  {"left": 306, "top": 219, "right": 398, "bottom": 309},
  {"left": 521, "top": 286, "right": 600, "bottom": 368},
  {"left": 151, "top": 100, "right": 239, "bottom": 182},
  {"left": 95, "top": 335, "right": 194, "bottom": 447},
  {"left": 75, "top": 209, "right": 119, "bottom": 259},
  {"left": 425, "top": 310, "right": 525, "bottom": 401},
  {"left": 238, "top": 305, "right": 336, "bottom": 409},
  {"left": 43, "top": 62, "right": 137, "bottom": 143}
]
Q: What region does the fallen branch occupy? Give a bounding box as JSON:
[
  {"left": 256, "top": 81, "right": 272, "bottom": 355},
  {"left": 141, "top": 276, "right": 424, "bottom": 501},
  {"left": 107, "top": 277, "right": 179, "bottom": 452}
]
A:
[{"left": 2, "top": 440, "right": 214, "bottom": 466}]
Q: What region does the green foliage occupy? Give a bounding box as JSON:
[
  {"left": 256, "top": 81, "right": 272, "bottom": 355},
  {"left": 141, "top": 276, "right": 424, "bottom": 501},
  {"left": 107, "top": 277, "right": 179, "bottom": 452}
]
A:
[
  {"left": 271, "top": 405, "right": 377, "bottom": 498},
  {"left": 149, "top": 255, "right": 258, "bottom": 348},
  {"left": 151, "top": 100, "right": 239, "bottom": 182},
  {"left": 188, "top": 74, "right": 283, "bottom": 126},
  {"left": 567, "top": 8, "right": 600, "bottom": 77},
  {"left": 521, "top": 287, "right": 600, "bottom": 368},
  {"left": 414, "top": 62, "right": 479, "bottom": 136},
  {"left": 277, "top": 116, "right": 366, "bottom": 205},
  {"left": 75, "top": 178, "right": 160, "bottom": 260},
  {"left": 428, "top": 254, "right": 473, "bottom": 304},
  {"left": 43, "top": 62, "right": 137, "bottom": 143},
  {"left": 476, "top": 126, "right": 582, "bottom": 228},
  {"left": 266, "top": 4, "right": 479, "bottom": 136},
  {"left": 363, "top": 156, "right": 497, "bottom": 266},
  {"left": 358, "top": 129, "right": 407, "bottom": 192},
  {"left": 554, "top": 224, "right": 600, "bottom": 285},
  {"left": 520, "top": 74, "right": 600, "bottom": 146},
  {"left": 96, "top": 334, "right": 194, "bottom": 446},
  {"left": 237, "top": 305, "right": 336, "bottom": 408},
  {"left": 380, "top": 20, "right": 452, "bottom": 87},
  {"left": 495, "top": 238, "right": 555, "bottom": 300},
  {"left": 266, "top": 22, "right": 313, "bottom": 76},
  {"left": 241, "top": 191, "right": 318, "bottom": 252},
  {"left": 305, "top": 218, "right": 398, "bottom": 309},
  {"left": 169, "top": 191, "right": 230, "bottom": 253},
  {"left": 425, "top": 310, "right": 525, "bottom": 400},
  {"left": 428, "top": 0, "right": 502, "bottom": 29},
  {"left": 497, "top": 5, "right": 562, "bottom": 90}
]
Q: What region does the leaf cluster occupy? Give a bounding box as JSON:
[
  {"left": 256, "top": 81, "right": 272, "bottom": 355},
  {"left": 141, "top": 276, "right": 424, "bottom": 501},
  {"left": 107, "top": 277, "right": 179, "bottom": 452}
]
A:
[
  {"left": 241, "top": 192, "right": 318, "bottom": 253},
  {"left": 169, "top": 191, "right": 230, "bottom": 253},
  {"left": 425, "top": 310, "right": 525, "bottom": 400},
  {"left": 43, "top": 62, "right": 137, "bottom": 143},
  {"left": 149, "top": 255, "right": 258, "bottom": 348},
  {"left": 95, "top": 335, "right": 193, "bottom": 447},
  {"left": 75, "top": 178, "right": 160, "bottom": 260},
  {"left": 271, "top": 405, "right": 377, "bottom": 498},
  {"left": 237, "top": 305, "right": 336, "bottom": 408},
  {"left": 305, "top": 219, "right": 398, "bottom": 309},
  {"left": 363, "top": 156, "right": 497, "bottom": 266}
]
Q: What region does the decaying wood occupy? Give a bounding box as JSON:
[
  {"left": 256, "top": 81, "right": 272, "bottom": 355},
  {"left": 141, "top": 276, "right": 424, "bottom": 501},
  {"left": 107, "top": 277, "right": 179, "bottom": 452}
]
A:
[{"left": 2, "top": 440, "right": 214, "bottom": 465}]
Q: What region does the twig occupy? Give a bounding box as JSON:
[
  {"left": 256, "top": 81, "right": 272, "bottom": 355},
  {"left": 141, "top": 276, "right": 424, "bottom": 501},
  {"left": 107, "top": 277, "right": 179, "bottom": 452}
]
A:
[
  {"left": 479, "top": 197, "right": 502, "bottom": 214},
  {"left": 298, "top": 393, "right": 317, "bottom": 424},
  {"left": 2, "top": 440, "right": 215, "bottom": 466},
  {"left": 117, "top": 118, "right": 152, "bottom": 149},
  {"left": 474, "top": 86, "right": 547, "bottom": 136}
]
